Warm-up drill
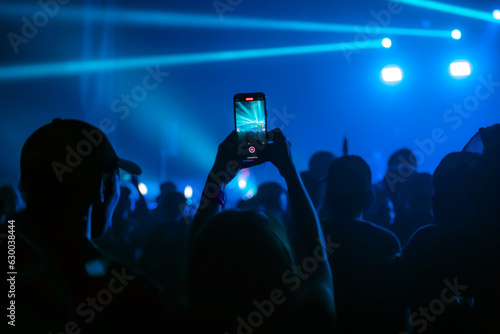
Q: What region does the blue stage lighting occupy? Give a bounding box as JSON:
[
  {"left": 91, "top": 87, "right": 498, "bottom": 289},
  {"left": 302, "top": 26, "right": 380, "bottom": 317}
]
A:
[
  {"left": 0, "top": 4, "right": 456, "bottom": 38},
  {"left": 242, "top": 189, "right": 255, "bottom": 201},
  {"left": 381, "top": 65, "right": 403, "bottom": 84},
  {"left": 138, "top": 183, "right": 148, "bottom": 195},
  {"left": 0, "top": 40, "right": 384, "bottom": 81},
  {"left": 184, "top": 185, "right": 193, "bottom": 199},
  {"left": 451, "top": 29, "right": 461, "bottom": 39},
  {"left": 449, "top": 60, "right": 471, "bottom": 78},
  {"left": 398, "top": 0, "right": 500, "bottom": 23},
  {"left": 382, "top": 38, "right": 392, "bottom": 48},
  {"left": 493, "top": 10, "right": 500, "bottom": 20}
]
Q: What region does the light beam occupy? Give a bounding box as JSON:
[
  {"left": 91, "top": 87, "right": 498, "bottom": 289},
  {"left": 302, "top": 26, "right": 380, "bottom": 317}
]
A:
[
  {"left": 397, "top": 0, "right": 500, "bottom": 23},
  {"left": 0, "top": 5, "right": 454, "bottom": 37},
  {"left": 0, "top": 40, "right": 384, "bottom": 81}
]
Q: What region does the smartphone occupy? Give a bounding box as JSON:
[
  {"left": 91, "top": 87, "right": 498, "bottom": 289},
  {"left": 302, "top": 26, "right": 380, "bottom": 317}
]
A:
[{"left": 234, "top": 92, "right": 267, "bottom": 162}]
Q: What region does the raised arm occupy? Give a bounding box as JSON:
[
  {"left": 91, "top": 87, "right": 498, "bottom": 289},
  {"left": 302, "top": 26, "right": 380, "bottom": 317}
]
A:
[
  {"left": 266, "top": 129, "right": 335, "bottom": 329},
  {"left": 190, "top": 131, "right": 242, "bottom": 242}
]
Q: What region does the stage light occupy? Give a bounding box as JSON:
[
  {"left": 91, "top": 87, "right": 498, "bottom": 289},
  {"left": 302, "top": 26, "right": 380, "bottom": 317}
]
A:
[
  {"left": 381, "top": 65, "right": 403, "bottom": 84},
  {"left": 382, "top": 38, "right": 392, "bottom": 48},
  {"left": 242, "top": 189, "right": 254, "bottom": 201},
  {"left": 398, "top": 0, "right": 500, "bottom": 23},
  {"left": 0, "top": 40, "right": 385, "bottom": 81},
  {"left": 138, "top": 183, "right": 148, "bottom": 195},
  {"left": 451, "top": 29, "right": 461, "bottom": 40},
  {"left": 493, "top": 10, "right": 500, "bottom": 20},
  {"left": 238, "top": 180, "right": 247, "bottom": 189},
  {"left": 449, "top": 60, "right": 471, "bottom": 78},
  {"left": 184, "top": 185, "right": 193, "bottom": 199},
  {"left": 0, "top": 4, "right": 454, "bottom": 38}
]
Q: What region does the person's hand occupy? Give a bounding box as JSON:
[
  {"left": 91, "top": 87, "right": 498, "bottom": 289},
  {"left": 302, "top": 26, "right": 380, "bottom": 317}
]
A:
[
  {"left": 211, "top": 131, "right": 265, "bottom": 184},
  {"left": 264, "top": 128, "right": 295, "bottom": 177},
  {"left": 91, "top": 170, "right": 120, "bottom": 238}
]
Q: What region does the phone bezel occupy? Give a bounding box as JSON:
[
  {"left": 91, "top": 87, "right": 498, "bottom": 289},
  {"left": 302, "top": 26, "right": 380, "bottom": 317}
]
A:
[{"left": 233, "top": 92, "right": 267, "bottom": 161}]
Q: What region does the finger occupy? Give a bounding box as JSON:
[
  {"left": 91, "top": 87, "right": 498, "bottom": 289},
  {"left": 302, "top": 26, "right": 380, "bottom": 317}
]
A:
[
  {"left": 241, "top": 158, "right": 265, "bottom": 169},
  {"left": 269, "top": 128, "right": 284, "bottom": 139},
  {"left": 269, "top": 128, "right": 283, "bottom": 134}
]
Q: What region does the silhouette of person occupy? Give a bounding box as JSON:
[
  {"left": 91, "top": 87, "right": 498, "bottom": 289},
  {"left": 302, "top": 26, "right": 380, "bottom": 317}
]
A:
[
  {"left": 302, "top": 151, "right": 336, "bottom": 215},
  {"left": 321, "top": 155, "right": 404, "bottom": 333},
  {"left": 399, "top": 125, "right": 500, "bottom": 334},
  {"left": 188, "top": 129, "right": 336, "bottom": 333},
  {"left": 237, "top": 182, "right": 289, "bottom": 223},
  {"left": 16, "top": 119, "right": 168, "bottom": 333},
  {"left": 397, "top": 151, "right": 480, "bottom": 334}
]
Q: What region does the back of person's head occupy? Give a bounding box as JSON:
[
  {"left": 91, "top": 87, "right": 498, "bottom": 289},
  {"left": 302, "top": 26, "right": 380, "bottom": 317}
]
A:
[
  {"left": 382, "top": 148, "right": 418, "bottom": 198},
  {"left": 309, "top": 151, "right": 336, "bottom": 180},
  {"left": 159, "top": 191, "right": 186, "bottom": 222},
  {"left": 160, "top": 181, "right": 176, "bottom": 195},
  {"left": 21, "top": 119, "right": 141, "bottom": 233},
  {"left": 464, "top": 124, "right": 500, "bottom": 225},
  {"left": 187, "top": 210, "right": 295, "bottom": 328},
  {"left": 255, "top": 182, "right": 287, "bottom": 213},
  {"left": 432, "top": 152, "right": 479, "bottom": 226},
  {"left": 156, "top": 181, "right": 177, "bottom": 204},
  {"left": 388, "top": 148, "right": 417, "bottom": 169},
  {"left": 325, "top": 155, "right": 373, "bottom": 218}
]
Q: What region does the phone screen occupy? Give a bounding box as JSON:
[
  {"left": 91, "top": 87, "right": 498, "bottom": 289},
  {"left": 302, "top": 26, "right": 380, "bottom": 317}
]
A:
[{"left": 234, "top": 93, "right": 267, "bottom": 161}]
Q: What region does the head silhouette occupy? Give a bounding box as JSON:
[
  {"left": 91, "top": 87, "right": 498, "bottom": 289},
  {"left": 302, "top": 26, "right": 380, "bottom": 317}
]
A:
[
  {"left": 21, "top": 119, "right": 141, "bottom": 239},
  {"left": 188, "top": 210, "right": 294, "bottom": 319},
  {"left": 432, "top": 152, "right": 478, "bottom": 226},
  {"left": 325, "top": 155, "right": 373, "bottom": 219},
  {"left": 465, "top": 124, "right": 500, "bottom": 225},
  {"left": 309, "top": 151, "right": 336, "bottom": 180}
]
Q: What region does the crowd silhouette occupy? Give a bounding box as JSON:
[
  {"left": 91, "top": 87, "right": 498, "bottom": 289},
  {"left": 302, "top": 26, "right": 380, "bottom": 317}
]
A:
[{"left": 1, "top": 118, "right": 499, "bottom": 333}]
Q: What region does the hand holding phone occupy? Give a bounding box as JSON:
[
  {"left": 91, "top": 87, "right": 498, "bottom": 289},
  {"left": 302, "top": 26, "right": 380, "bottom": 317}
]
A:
[{"left": 234, "top": 92, "right": 267, "bottom": 162}]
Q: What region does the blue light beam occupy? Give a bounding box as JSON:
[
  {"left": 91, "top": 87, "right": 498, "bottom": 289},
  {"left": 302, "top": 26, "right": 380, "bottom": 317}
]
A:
[
  {"left": 397, "top": 0, "right": 500, "bottom": 23},
  {"left": 0, "top": 5, "right": 454, "bottom": 37},
  {"left": 0, "top": 40, "right": 384, "bottom": 81}
]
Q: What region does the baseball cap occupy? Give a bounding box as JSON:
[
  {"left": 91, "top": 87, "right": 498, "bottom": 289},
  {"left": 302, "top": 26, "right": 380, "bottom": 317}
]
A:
[{"left": 21, "top": 119, "right": 141, "bottom": 187}]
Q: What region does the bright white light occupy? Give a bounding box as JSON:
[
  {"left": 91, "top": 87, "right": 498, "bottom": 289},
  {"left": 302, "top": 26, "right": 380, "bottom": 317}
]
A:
[
  {"left": 238, "top": 180, "right": 247, "bottom": 189},
  {"left": 382, "top": 38, "right": 392, "bottom": 48},
  {"left": 451, "top": 29, "right": 461, "bottom": 40},
  {"left": 138, "top": 183, "right": 148, "bottom": 195},
  {"left": 381, "top": 66, "right": 403, "bottom": 83},
  {"left": 242, "top": 189, "right": 254, "bottom": 201},
  {"left": 449, "top": 61, "right": 471, "bottom": 78},
  {"left": 493, "top": 10, "right": 500, "bottom": 20},
  {"left": 184, "top": 185, "right": 193, "bottom": 199}
]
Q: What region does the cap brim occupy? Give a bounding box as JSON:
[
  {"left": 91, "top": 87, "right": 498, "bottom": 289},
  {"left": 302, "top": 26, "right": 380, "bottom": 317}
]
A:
[{"left": 117, "top": 158, "right": 142, "bottom": 175}]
